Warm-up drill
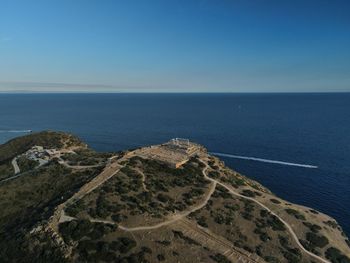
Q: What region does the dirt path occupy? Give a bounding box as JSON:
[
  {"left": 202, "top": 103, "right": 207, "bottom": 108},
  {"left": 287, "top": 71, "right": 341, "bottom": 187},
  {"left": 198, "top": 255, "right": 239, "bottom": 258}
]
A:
[
  {"left": 58, "top": 159, "right": 103, "bottom": 170},
  {"left": 11, "top": 157, "right": 20, "bottom": 174},
  {"left": 199, "top": 158, "right": 330, "bottom": 263}
]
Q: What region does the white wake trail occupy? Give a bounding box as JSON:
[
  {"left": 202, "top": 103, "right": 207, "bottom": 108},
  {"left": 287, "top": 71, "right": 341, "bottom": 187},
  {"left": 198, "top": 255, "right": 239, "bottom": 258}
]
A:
[{"left": 210, "top": 152, "right": 318, "bottom": 169}]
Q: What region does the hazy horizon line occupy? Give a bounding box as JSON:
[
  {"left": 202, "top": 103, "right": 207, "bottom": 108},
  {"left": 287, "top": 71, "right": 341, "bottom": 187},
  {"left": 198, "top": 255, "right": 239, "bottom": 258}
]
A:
[{"left": 0, "top": 91, "right": 349, "bottom": 94}]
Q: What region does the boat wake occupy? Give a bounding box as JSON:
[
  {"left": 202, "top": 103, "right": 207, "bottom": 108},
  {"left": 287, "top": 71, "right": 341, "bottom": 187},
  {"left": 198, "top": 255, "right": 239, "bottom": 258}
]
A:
[
  {"left": 0, "top": 130, "right": 32, "bottom": 133},
  {"left": 210, "top": 152, "right": 318, "bottom": 169}
]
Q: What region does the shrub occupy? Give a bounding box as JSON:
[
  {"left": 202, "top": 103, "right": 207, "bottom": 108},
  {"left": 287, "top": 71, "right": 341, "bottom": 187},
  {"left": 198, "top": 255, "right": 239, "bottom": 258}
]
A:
[
  {"left": 285, "top": 208, "right": 306, "bottom": 220},
  {"left": 306, "top": 232, "right": 329, "bottom": 248},
  {"left": 264, "top": 256, "right": 279, "bottom": 263},
  {"left": 243, "top": 245, "right": 253, "bottom": 253},
  {"left": 325, "top": 247, "right": 350, "bottom": 263},
  {"left": 208, "top": 171, "right": 220, "bottom": 179},
  {"left": 270, "top": 198, "right": 281, "bottom": 204},
  {"left": 172, "top": 230, "right": 200, "bottom": 246},
  {"left": 111, "top": 214, "right": 123, "bottom": 223},
  {"left": 117, "top": 237, "right": 137, "bottom": 254},
  {"left": 141, "top": 246, "right": 152, "bottom": 254},
  {"left": 324, "top": 220, "right": 338, "bottom": 229},
  {"left": 241, "top": 189, "right": 256, "bottom": 197},
  {"left": 156, "top": 240, "right": 171, "bottom": 246},
  {"left": 197, "top": 216, "right": 208, "bottom": 228},
  {"left": 267, "top": 215, "right": 285, "bottom": 231},
  {"left": 157, "top": 193, "right": 173, "bottom": 203},
  {"left": 157, "top": 254, "right": 165, "bottom": 261},
  {"left": 242, "top": 212, "right": 253, "bottom": 221},
  {"left": 59, "top": 220, "right": 94, "bottom": 242},
  {"left": 302, "top": 222, "right": 322, "bottom": 233},
  {"left": 210, "top": 253, "right": 231, "bottom": 263},
  {"left": 282, "top": 248, "right": 301, "bottom": 263},
  {"left": 66, "top": 200, "right": 85, "bottom": 217},
  {"left": 260, "top": 209, "right": 268, "bottom": 217},
  {"left": 214, "top": 213, "right": 226, "bottom": 224},
  {"left": 259, "top": 232, "right": 270, "bottom": 242}
]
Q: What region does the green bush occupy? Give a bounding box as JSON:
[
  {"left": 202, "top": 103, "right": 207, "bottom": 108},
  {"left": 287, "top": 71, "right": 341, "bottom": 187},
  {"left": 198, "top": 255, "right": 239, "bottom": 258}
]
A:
[
  {"left": 324, "top": 220, "right": 338, "bottom": 229},
  {"left": 157, "top": 254, "right": 165, "bottom": 261},
  {"left": 59, "top": 220, "right": 94, "bottom": 242},
  {"left": 241, "top": 189, "right": 256, "bottom": 197},
  {"left": 270, "top": 198, "right": 281, "bottom": 204},
  {"left": 157, "top": 193, "right": 173, "bottom": 203},
  {"left": 306, "top": 232, "right": 329, "bottom": 248},
  {"left": 210, "top": 253, "right": 231, "bottom": 263},
  {"left": 267, "top": 215, "right": 285, "bottom": 231},
  {"left": 285, "top": 208, "right": 306, "bottom": 220},
  {"left": 302, "top": 222, "right": 322, "bottom": 233},
  {"left": 197, "top": 216, "right": 208, "bottom": 228},
  {"left": 264, "top": 256, "right": 279, "bottom": 263},
  {"left": 260, "top": 209, "right": 269, "bottom": 217},
  {"left": 282, "top": 248, "right": 301, "bottom": 263},
  {"left": 325, "top": 247, "right": 350, "bottom": 263}
]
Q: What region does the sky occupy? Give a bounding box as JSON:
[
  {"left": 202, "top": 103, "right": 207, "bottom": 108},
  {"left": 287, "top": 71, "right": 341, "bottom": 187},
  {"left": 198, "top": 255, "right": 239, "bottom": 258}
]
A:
[{"left": 0, "top": 0, "right": 350, "bottom": 93}]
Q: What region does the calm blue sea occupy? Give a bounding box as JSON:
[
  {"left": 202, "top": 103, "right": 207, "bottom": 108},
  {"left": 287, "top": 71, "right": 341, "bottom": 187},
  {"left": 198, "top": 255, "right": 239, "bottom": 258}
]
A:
[{"left": 0, "top": 93, "right": 349, "bottom": 235}]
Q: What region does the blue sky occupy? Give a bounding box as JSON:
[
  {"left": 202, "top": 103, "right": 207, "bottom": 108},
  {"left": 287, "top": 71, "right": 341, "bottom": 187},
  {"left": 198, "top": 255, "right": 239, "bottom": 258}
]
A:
[{"left": 0, "top": 0, "right": 350, "bottom": 92}]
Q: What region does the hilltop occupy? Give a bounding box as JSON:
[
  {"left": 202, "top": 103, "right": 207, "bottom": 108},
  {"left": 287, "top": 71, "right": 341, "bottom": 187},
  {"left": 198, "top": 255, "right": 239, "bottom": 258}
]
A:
[{"left": 0, "top": 133, "right": 349, "bottom": 263}]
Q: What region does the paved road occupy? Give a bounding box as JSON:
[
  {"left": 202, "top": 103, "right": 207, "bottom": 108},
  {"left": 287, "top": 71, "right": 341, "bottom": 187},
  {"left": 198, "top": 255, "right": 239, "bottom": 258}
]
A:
[
  {"left": 0, "top": 158, "right": 23, "bottom": 184},
  {"left": 0, "top": 172, "right": 25, "bottom": 184},
  {"left": 11, "top": 157, "right": 20, "bottom": 174},
  {"left": 199, "top": 158, "right": 330, "bottom": 263}
]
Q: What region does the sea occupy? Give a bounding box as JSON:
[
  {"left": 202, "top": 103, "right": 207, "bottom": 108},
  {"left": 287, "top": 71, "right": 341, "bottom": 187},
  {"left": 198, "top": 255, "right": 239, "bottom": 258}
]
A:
[{"left": 0, "top": 93, "right": 349, "bottom": 236}]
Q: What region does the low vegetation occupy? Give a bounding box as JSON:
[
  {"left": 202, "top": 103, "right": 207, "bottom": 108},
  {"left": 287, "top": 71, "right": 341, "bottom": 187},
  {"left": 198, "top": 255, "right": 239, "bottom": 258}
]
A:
[
  {"left": 0, "top": 132, "right": 349, "bottom": 263},
  {"left": 0, "top": 131, "right": 84, "bottom": 164},
  {"left": 17, "top": 156, "right": 39, "bottom": 172},
  {"left": 61, "top": 148, "right": 112, "bottom": 166},
  {"left": 67, "top": 156, "right": 211, "bottom": 226},
  {"left": 285, "top": 208, "right": 306, "bottom": 220},
  {"left": 0, "top": 161, "right": 103, "bottom": 262},
  {"left": 0, "top": 162, "right": 13, "bottom": 180},
  {"left": 325, "top": 247, "right": 350, "bottom": 263}
]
